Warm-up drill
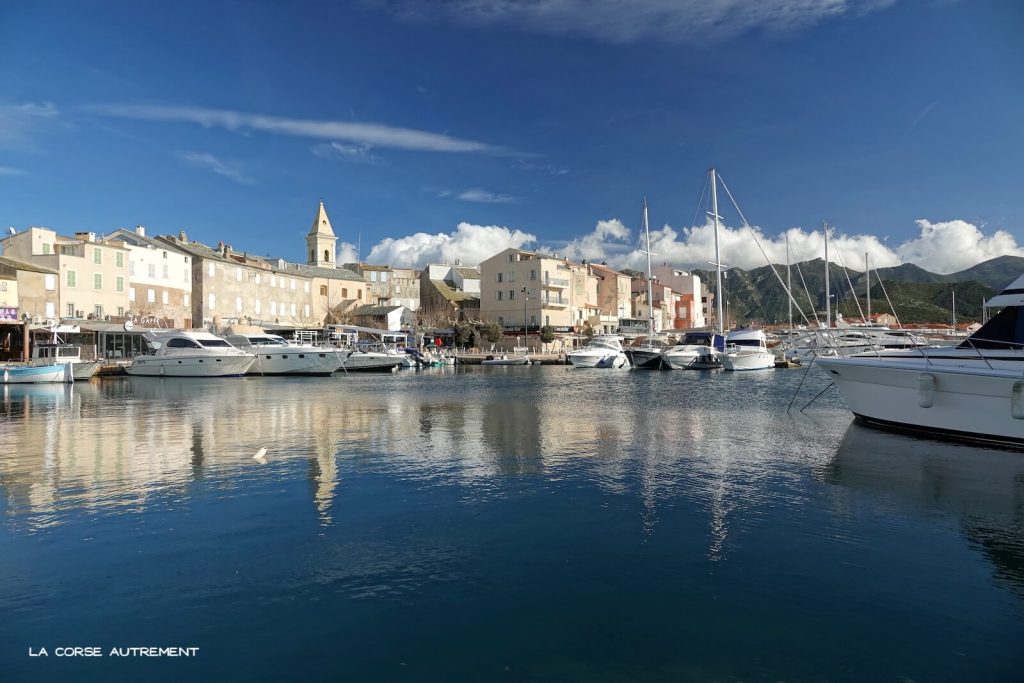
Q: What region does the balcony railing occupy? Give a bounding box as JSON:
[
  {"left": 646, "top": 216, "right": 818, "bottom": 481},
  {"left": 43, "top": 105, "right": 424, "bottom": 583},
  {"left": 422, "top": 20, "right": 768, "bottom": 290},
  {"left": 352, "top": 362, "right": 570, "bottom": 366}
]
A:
[{"left": 543, "top": 277, "right": 569, "bottom": 288}]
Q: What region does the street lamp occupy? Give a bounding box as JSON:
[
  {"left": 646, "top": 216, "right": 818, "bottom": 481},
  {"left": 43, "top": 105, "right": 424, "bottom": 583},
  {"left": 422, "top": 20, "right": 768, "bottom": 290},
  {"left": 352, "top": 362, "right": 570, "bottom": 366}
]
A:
[{"left": 521, "top": 286, "right": 528, "bottom": 340}]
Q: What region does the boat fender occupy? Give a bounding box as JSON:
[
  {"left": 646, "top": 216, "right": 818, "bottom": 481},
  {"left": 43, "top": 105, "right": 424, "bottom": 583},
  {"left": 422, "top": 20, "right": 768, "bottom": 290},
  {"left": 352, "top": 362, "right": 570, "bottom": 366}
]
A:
[
  {"left": 1012, "top": 380, "right": 1024, "bottom": 420},
  {"left": 918, "top": 373, "right": 935, "bottom": 408}
]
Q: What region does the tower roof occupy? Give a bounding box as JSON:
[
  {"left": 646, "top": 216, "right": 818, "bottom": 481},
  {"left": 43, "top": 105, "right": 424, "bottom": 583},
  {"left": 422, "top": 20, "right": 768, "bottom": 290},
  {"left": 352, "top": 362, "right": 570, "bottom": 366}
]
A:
[{"left": 308, "top": 200, "right": 335, "bottom": 238}]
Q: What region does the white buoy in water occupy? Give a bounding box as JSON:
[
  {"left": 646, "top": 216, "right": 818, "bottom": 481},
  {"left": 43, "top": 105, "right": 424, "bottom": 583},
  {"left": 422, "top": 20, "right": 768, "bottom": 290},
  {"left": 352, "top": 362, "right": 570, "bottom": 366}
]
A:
[{"left": 252, "top": 447, "right": 268, "bottom": 464}]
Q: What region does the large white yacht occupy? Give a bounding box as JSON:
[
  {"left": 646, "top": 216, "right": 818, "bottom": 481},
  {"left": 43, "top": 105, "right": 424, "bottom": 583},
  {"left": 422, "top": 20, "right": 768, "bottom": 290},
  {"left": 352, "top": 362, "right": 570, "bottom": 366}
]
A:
[
  {"left": 817, "top": 274, "right": 1024, "bottom": 447},
  {"left": 126, "top": 330, "right": 256, "bottom": 377},
  {"left": 720, "top": 329, "right": 775, "bottom": 371},
  {"left": 567, "top": 335, "right": 630, "bottom": 369},
  {"left": 224, "top": 331, "right": 348, "bottom": 376},
  {"left": 661, "top": 331, "right": 725, "bottom": 370}
]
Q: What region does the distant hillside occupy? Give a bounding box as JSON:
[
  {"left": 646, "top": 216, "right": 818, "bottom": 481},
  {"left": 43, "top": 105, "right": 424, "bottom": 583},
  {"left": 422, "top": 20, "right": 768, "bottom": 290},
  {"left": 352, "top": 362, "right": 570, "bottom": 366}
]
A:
[{"left": 689, "top": 255, "right": 1018, "bottom": 325}]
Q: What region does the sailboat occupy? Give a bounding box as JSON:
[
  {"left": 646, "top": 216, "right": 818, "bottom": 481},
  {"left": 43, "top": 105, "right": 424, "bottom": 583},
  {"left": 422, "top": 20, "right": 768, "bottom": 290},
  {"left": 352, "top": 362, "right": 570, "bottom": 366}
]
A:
[{"left": 625, "top": 198, "right": 669, "bottom": 370}]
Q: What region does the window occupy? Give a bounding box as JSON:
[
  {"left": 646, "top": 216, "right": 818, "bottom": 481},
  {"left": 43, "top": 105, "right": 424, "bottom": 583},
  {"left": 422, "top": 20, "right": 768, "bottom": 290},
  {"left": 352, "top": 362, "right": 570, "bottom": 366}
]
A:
[
  {"left": 290, "top": 278, "right": 295, "bottom": 290},
  {"left": 270, "top": 275, "right": 277, "bottom": 287},
  {"left": 508, "top": 254, "right": 515, "bottom": 263},
  {"left": 162, "top": 291, "right": 168, "bottom": 305},
  {"left": 116, "top": 276, "right": 124, "bottom": 292},
  {"left": 184, "top": 293, "right": 190, "bottom": 307},
  {"left": 94, "top": 273, "right": 103, "bottom": 290},
  {"left": 164, "top": 264, "right": 169, "bottom": 279},
  {"left": 508, "top": 289, "right": 515, "bottom": 300},
  {"left": 320, "top": 285, "right": 328, "bottom": 296},
  {"left": 498, "top": 316, "right": 504, "bottom": 325},
  {"left": 42, "top": 243, "right": 51, "bottom": 254},
  {"left": 303, "top": 304, "right": 310, "bottom": 317},
  {"left": 147, "top": 289, "right": 155, "bottom": 303},
  {"left": 279, "top": 277, "right": 285, "bottom": 289},
  {"left": 130, "top": 261, "right": 136, "bottom": 276},
  {"left": 530, "top": 269, "right": 537, "bottom": 280},
  {"left": 236, "top": 268, "right": 242, "bottom": 282},
  {"left": 236, "top": 297, "right": 243, "bottom": 313},
  {"left": 290, "top": 303, "right": 296, "bottom": 316},
  {"left": 148, "top": 263, "right": 156, "bottom": 278},
  {"left": 117, "top": 307, "right": 124, "bottom": 317},
  {"left": 341, "top": 288, "right": 347, "bottom": 298},
  {"left": 44, "top": 274, "right": 56, "bottom": 291},
  {"left": 497, "top": 272, "right": 503, "bottom": 283},
  {"left": 67, "top": 270, "right": 77, "bottom": 287},
  {"left": 270, "top": 301, "right": 277, "bottom": 315},
  {"left": 304, "top": 281, "right": 310, "bottom": 293},
  {"left": 254, "top": 299, "right": 261, "bottom": 315},
  {"left": 381, "top": 272, "right": 388, "bottom": 283},
  {"left": 370, "top": 271, "right": 378, "bottom": 282},
  {"left": 129, "top": 287, "right": 136, "bottom": 302},
  {"left": 357, "top": 289, "right": 362, "bottom": 299},
  {"left": 496, "top": 291, "right": 503, "bottom": 301},
  {"left": 168, "top": 338, "right": 202, "bottom": 349},
  {"left": 116, "top": 252, "right": 124, "bottom": 268},
  {"left": 45, "top": 301, "right": 55, "bottom": 318},
  {"left": 208, "top": 293, "right": 216, "bottom": 310},
  {"left": 208, "top": 263, "right": 215, "bottom": 277},
  {"left": 66, "top": 303, "right": 75, "bottom": 317},
  {"left": 323, "top": 249, "right": 330, "bottom": 262},
  {"left": 94, "top": 304, "right": 104, "bottom": 318},
  {"left": 162, "top": 251, "right": 168, "bottom": 259},
  {"left": 94, "top": 248, "right": 102, "bottom": 265}
]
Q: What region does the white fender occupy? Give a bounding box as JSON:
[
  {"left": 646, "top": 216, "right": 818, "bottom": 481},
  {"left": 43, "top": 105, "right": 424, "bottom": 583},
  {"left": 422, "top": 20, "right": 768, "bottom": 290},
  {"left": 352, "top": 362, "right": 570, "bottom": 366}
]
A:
[{"left": 918, "top": 373, "right": 935, "bottom": 408}]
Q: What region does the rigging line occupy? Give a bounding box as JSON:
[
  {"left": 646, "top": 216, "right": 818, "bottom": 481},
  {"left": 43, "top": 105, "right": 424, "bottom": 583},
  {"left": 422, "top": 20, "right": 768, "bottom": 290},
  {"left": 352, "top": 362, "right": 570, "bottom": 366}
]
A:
[
  {"left": 690, "top": 172, "right": 710, "bottom": 234},
  {"left": 874, "top": 274, "right": 905, "bottom": 330},
  {"left": 829, "top": 237, "right": 868, "bottom": 324},
  {"left": 715, "top": 173, "right": 815, "bottom": 328},
  {"left": 794, "top": 259, "right": 822, "bottom": 328},
  {"left": 787, "top": 354, "right": 817, "bottom": 413},
  {"left": 800, "top": 381, "right": 835, "bottom": 413}
]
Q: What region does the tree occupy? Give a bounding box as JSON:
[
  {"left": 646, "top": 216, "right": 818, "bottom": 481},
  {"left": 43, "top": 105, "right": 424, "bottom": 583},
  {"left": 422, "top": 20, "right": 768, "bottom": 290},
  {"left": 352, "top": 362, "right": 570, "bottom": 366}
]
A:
[
  {"left": 539, "top": 325, "right": 555, "bottom": 353},
  {"left": 453, "top": 321, "right": 473, "bottom": 347},
  {"left": 581, "top": 322, "right": 595, "bottom": 343},
  {"left": 477, "top": 321, "right": 503, "bottom": 346}
]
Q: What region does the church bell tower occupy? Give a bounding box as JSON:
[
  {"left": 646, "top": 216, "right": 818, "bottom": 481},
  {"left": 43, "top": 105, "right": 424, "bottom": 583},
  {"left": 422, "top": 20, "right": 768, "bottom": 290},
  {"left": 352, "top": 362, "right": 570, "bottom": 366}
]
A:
[{"left": 306, "top": 199, "right": 337, "bottom": 269}]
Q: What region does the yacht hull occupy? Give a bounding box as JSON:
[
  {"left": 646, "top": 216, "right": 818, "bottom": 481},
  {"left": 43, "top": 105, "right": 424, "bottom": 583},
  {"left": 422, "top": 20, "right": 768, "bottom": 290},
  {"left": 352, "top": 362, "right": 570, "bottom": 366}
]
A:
[
  {"left": 721, "top": 351, "right": 775, "bottom": 371},
  {"left": 126, "top": 354, "right": 255, "bottom": 377},
  {"left": 817, "top": 356, "right": 1024, "bottom": 446}
]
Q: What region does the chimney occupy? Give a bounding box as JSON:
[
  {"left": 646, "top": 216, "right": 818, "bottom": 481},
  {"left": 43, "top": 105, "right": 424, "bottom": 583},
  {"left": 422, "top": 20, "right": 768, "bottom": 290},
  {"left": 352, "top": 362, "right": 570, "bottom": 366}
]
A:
[
  {"left": 179, "top": 230, "right": 188, "bottom": 244},
  {"left": 135, "top": 225, "right": 145, "bottom": 237},
  {"left": 75, "top": 231, "right": 96, "bottom": 243}
]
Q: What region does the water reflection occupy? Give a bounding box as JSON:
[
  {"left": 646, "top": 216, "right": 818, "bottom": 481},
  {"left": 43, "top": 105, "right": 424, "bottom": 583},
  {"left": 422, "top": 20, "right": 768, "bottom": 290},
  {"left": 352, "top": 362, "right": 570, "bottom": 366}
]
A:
[{"left": 826, "top": 422, "right": 1024, "bottom": 596}]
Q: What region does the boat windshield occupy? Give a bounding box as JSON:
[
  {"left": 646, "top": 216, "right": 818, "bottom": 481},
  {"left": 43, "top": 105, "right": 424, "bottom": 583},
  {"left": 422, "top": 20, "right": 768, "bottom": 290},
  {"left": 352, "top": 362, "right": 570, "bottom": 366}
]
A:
[
  {"left": 199, "top": 339, "right": 233, "bottom": 348},
  {"left": 680, "top": 333, "right": 711, "bottom": 345},
  {"left": 960, "top": 306, "right": 1024, "bottom": 350}
]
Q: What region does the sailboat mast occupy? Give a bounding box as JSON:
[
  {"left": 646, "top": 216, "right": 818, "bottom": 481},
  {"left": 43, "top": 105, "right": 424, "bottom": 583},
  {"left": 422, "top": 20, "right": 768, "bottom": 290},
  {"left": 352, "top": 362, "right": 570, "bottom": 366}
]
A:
[
  {"left": 711, "top": 168, "right": 724, "bottom": 335},
  {"left": 643, "top": 198, "right": 655, "bottom": 336},
  {"left": 787, "top": 235, "right": 792, "bottom": 331},
  {"left": 824, "top": 221, "right": 830, "bottom": 329},
  {"left": 865, "top": 252, "right": 870, "bottom": 322}
]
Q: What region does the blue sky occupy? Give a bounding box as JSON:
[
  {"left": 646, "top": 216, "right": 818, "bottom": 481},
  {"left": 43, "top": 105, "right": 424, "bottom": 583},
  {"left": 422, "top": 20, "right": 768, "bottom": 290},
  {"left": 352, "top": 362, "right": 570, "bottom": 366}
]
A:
[{"left": 1, "top": 0, "right": 1022, "bottom": 274}]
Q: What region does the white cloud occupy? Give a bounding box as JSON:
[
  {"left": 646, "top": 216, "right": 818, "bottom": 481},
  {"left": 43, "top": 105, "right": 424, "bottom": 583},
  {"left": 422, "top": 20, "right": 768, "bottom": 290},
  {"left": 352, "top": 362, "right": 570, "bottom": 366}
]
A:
[
  {"left": 312, "top": 142, "right": 381, "bottom": 164},
  {"left": 176, "top": 151, "right": 255, "bottom": 185},
  {"left": 366, "top": 222, "right": 536, "bottom": 267},
  {"left": 375, "top": 0, "right": 896, "bottom": 44},
  {"left": 896, "top": 219, "right": 1024, "bottom": 274},
  {"left": 0, "top": 101, "right": 59, "bottom": 150},
  {"left": 0, "top": 165, "right": 28, "bottom": 176},
  {"left": 550, "top": 216, "right": 1019, "bottom": 275},
  {"left": 456, "top": 188, "right": 519, "bottom": 204},
  {"left": 90, "top": 103, "right": 511, "bottom": 155}
]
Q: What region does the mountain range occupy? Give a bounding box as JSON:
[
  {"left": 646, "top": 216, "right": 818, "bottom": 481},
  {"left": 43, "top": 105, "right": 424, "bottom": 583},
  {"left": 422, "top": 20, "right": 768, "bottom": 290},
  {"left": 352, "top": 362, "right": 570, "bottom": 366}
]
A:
[{"left": 688, "top": 255, "right": 1024, "bottom": 326}]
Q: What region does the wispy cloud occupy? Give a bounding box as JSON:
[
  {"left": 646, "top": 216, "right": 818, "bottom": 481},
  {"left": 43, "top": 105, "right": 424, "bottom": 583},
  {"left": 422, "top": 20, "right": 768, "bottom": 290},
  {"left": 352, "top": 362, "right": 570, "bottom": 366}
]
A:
[
  {"left": 372, "top": 0, "right": 897, "bottom": 44},
  {"left": 89, "top": 103, "right": 515, "bottom": 155},
  {"left": 176, "top": 151, "right": 255, "bottom": 185},
  {"left": 0, "top": 101, "right": 59, "bottom": 150},
  {"left": 910, "top": 100, "right": 939, "bottom": 129},
  {"left": 312, "top": 141, "right": 382, "bottom": 164},
  {"left": 456, "top": 188, "right": 520, "bottom": 204},
  {"left": 0, "top": 165, "right": 28, "bottom": 176}
]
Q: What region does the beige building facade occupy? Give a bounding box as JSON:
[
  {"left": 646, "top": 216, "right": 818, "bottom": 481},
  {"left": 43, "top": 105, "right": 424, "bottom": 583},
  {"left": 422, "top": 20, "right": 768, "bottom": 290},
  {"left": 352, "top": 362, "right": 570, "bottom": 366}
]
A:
[{"left": 104, "top": 226, "right": 193, "bottom": 327}]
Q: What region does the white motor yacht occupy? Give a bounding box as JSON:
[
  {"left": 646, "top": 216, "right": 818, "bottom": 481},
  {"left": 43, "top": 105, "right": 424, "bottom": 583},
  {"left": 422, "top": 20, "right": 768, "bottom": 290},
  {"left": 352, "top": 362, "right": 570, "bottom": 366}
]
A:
[
  {"left": 661, "top": 331, "right": 725, "bottom": 370},
  {"left": 225, "top": 331, "right": 347, "bottom": 376},
  {"left": 567, "top": 335, "right": 630, "bottom": 369},
  {"left": 720, "top": 329, "right": 775, "bottom": 371},
  {"left": 816, "top": 274, "right": 1024, "bottom": 447},
  {"left": 126, "top": 330, "right": 256, "bottom": 377}
]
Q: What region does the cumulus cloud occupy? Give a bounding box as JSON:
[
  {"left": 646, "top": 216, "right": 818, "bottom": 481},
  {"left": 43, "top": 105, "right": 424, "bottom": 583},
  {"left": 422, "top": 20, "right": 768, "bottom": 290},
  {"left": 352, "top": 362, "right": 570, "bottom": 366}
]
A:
[
  {"left": 550, "top": 216, "right": 1019, "bottom": 275},
  {"left": 373, "top": 0, "right": 896, "bottom": 44},
  {"left": 89, "top": 103, "right": 513, "bottom": 155},
  {"left": 176, "top": 151, "right": 255, "bottom": 185},
  {"left": 896, "top": 219, "right": 1024, "bottom": 274},
  {"left": 366, "top": 222, "right": 536, "bottom": 267}
]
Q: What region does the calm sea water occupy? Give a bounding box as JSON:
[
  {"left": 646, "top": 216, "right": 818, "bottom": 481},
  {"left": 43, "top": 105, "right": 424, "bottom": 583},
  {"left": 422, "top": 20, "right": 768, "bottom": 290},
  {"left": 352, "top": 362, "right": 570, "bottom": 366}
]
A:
[{"left": 2, "top": 366, "right": 1022, "bottom": 682}]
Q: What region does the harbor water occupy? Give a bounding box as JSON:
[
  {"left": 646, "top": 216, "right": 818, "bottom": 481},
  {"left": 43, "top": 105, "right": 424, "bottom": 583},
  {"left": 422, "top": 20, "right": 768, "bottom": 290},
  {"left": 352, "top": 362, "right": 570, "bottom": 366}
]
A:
[{"left": 2, "top": 367, "right": 1023, "bottom": 681}]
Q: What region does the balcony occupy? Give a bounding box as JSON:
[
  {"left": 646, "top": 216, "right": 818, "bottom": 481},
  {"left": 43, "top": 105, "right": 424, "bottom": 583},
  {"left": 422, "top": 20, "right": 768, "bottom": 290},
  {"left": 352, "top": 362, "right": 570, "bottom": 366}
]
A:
[
  {"left": 543, "top": 276, "right": 569, "bottom": 289},
  {"left": 542, "top": 297, "right": 568, "bottom": 309}
]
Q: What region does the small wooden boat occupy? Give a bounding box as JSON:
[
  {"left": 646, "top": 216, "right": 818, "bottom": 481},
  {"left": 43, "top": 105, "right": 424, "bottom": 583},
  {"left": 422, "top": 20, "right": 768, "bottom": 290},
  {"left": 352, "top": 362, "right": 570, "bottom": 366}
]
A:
[{"left": 2, "top": 363, "right": 73, "bottom": 384}]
